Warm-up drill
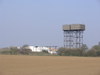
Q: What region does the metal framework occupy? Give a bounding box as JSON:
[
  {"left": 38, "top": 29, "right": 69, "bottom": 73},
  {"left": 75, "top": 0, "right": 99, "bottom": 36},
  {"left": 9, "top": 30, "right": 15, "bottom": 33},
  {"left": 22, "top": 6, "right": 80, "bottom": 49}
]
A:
[{"left": 63, "top": 24, "right": 85, "bottom": 48}]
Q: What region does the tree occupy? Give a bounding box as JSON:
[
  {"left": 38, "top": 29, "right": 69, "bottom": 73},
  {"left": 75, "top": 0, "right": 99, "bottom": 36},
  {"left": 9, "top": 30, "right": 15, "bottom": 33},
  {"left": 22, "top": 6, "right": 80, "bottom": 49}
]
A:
[
  {"left": 81, "top": 44, "right": 88, "bottom": 51},
  {"left": 57, "top": 48, "right": 66, "bottom": 56},
  {"left": 20, "top": 48, "right": 32, "bottom": 55},
  {"left": 92, "top": 45, "right": 100, "bottom": 51},
  {"left": 80, "top": 44, "right": 88, "bottom": 56},
  {"left": 20, "top": 45, "right": 32, "bottom": 55},
  {"left": 86, "top": 49, "right": 97, "bottom": 56},
  {"left": 9, "top": 47, "right": 20, "bottom": 55},
  {"left": 22, "top": 44, "right": 29, "bottom": 48},
  {"left": 57, "top": 48, "right": 83, "bottom": 56}
]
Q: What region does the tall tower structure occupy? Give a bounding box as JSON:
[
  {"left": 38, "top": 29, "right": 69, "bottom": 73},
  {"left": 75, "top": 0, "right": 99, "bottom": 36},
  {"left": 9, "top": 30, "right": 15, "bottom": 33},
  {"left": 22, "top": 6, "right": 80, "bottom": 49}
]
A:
[{"left": 63, "top": 24, "right": 85, "bottom": 48}]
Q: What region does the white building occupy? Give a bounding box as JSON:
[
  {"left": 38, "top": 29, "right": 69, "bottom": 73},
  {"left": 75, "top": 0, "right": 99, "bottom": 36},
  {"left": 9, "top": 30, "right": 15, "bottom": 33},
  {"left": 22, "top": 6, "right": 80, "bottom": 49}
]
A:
[
  {"left": 25, "top": 46, "right": 57, "bottom": 54},
  {"left": 27, "top": 46, "right": 49, "bottom": 52}
]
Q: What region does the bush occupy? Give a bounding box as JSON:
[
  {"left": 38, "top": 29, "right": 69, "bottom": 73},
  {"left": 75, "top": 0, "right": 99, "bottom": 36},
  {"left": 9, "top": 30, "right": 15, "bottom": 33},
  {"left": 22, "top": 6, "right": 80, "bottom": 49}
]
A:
[
  {"left": 86, "top": 49, "right": 97, "bottom": 57},
  {"left": 30, "top": 52, "right": 51, "bottom": 56},
  {"left": 0, "top": 47, "right": 20, "bottom": 55},
  {"left": 20, "top": 48, "right": 32, "bottom": 55},
  {"left": 57, "top": 48, "right": 83, "bottom": 56},
  {"left": 86, "top": 45, "right": 100, "bottom": 57},
  {"left": 0, "top": 50, "right": 11, "bottom": 54},
  {"left": 96, "top": 51, "right": 100, "bottom": 56},
  {"left": 42, "top": 50, "right": 49, "bottom": 53},
  {"left": 92, "top": 45, "right": 100, "bottom": 51},
  {"left": 10, "top": 47, "right": 20, "bottom": 55}
]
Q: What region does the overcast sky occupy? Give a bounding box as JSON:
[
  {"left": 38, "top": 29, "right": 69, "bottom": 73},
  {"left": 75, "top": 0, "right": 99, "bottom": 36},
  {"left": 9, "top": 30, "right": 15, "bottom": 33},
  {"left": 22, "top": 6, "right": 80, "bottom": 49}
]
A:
[{"left": 0, "top": 0, "right": 100, "bottom": 48}]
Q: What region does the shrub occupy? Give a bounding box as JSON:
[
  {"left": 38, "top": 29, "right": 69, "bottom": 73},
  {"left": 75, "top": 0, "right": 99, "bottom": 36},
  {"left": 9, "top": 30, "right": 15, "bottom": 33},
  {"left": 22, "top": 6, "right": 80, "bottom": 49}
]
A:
[
  {"left": 20, "top": 48, "right": 32, "bottom": 55},
  {"left": 86, "top": 49, "right": 97, "bottom": 57},
  {"left": 57, "top": 48, "right": 83, "bottom": 56}
]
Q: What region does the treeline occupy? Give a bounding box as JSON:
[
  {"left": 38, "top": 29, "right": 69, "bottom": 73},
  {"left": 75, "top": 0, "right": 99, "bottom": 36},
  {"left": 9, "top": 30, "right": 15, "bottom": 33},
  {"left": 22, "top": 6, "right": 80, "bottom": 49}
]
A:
[
  {"left": 0, "top": 46, "right": 51, "bottom": 56},
  {"left": 0, "top": 44, "right": 100, "bottom": 57},
  {"left": 57, "top": 44, "right": 100, "bottom": 57}
]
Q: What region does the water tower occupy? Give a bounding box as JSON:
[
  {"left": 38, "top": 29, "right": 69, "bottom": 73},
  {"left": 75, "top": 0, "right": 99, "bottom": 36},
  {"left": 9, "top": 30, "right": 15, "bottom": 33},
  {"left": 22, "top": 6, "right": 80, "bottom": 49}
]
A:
[{"left": 63, "top": 24, "right": 85, "bottom": 48}]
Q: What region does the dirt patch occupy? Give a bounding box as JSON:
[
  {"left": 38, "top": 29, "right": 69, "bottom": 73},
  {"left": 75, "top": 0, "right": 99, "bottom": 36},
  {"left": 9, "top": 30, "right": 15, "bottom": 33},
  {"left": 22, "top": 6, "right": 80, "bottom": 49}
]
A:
[{"left": 0, "top": 55, "right": 100, "bottom": 75}]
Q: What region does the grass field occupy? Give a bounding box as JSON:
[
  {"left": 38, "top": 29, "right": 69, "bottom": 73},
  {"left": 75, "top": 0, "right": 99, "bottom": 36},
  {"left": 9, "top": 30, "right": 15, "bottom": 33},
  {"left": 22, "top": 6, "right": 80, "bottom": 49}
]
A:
[{"left": 0, "top": 55, "right": 100, "bottom": 75}]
